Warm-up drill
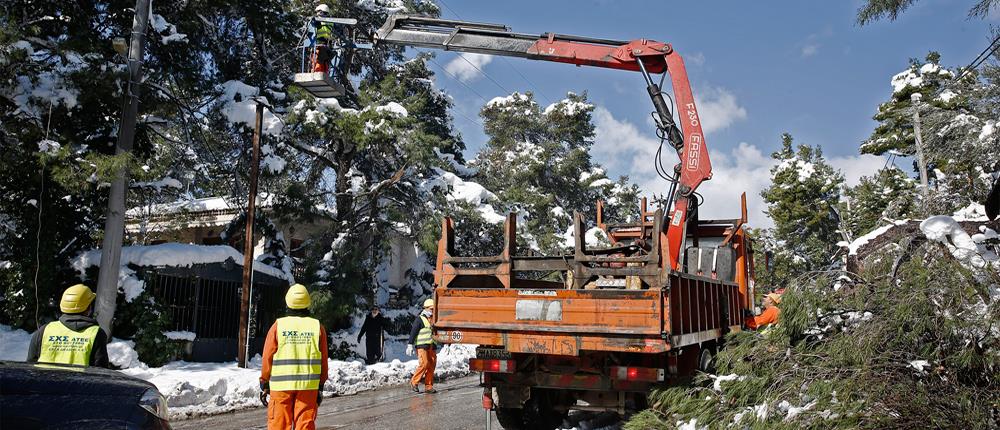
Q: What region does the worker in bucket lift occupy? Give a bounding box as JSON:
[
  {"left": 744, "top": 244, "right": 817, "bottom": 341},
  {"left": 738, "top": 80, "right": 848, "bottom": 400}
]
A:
[
  {"left": 311, "top": 4, "right": 337, "bottom": 74},
  {"left": 745, "top": 292, "right": 782, "bottom": 330},
  {"left": 260, "top": 284, "right": 329, "bottom": 430},
  {"left": 406, "top": 299, "right": 438, "bottom": 394}
]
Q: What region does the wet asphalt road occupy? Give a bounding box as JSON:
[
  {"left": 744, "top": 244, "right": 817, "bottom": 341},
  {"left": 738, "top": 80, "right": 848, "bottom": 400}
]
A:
[{"left": 170, "top": 375, "right": 501, "bottom": 430}]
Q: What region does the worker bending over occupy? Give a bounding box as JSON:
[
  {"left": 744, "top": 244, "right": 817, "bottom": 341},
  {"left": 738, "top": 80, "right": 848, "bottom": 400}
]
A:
[
  {"left": 27, "top": 284, "right": 110, "bottom": 368},
  {"left": 260, "top": 284, "right": 329, "bottom": 430},
  {"left": 746, "top": 292, "right": 782, "bottom": 330},
  {"left": 406, "top": 299, "right": 438, "bottom": 393}
]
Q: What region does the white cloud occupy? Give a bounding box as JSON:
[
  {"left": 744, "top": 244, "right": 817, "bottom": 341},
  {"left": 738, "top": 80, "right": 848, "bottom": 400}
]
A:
[
  {"left": 693, "top": 86, "right": 748, "bottom": 135},
  {"left": 444, "top": 53, "right": 494, "bottom": 83},
  {"left": 828, "top": 154, "right": 886, "bottom": 187},
  {"left": 592, "top": 108, "right": 884, "bottom": 229},
  {"left": 687, "top": 52, "right": 706, "bottom": 66},
  {"left": 801, "top": 43, "right": 820, "bottom": 57}
]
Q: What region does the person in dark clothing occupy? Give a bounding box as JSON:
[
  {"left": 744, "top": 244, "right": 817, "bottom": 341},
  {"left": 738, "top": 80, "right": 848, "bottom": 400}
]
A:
[
  {"left": 356, "top": 307, "right": 387, "bottom": 365},
  {"left": 26, "top": 284, "right": 110, "bottom": 368}
]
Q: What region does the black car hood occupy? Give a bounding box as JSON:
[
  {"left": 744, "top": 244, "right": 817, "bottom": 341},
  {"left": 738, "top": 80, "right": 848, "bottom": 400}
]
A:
[{"left": 0, "top": 360, "right": 155, "bottom": 397}]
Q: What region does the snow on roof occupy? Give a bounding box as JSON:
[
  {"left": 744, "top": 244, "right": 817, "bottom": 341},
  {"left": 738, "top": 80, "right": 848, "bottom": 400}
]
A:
[
  {"left": 72, "top": 243, "right": 291, "bottom": 281},
  {"left": 127, "top": 195, "right": 275, "bottom": 218}
]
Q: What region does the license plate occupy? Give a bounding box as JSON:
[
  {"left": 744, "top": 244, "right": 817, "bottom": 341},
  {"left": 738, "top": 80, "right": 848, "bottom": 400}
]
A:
[{"left": 476, "top": 347, "right": 512, "bottom": 360}]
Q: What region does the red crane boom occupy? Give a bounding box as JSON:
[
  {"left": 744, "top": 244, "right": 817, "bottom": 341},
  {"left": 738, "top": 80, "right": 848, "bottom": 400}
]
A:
[{"left": 371, "top": 15, "right": 714, "bottom": 269}]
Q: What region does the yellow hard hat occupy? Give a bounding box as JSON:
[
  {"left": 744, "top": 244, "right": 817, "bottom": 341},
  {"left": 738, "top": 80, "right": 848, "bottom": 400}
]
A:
[
  {"left": 285, "top": 284, "right": 311, "bottom": 309},
  {"left": 766, "top": 293, "right": 782, "bottom": 305},
  {"left": 423, "top": 298, "right": 435, "bottom": 308},
  {"left": 60, "top": 284, "right": 97, "bottom": 314}
]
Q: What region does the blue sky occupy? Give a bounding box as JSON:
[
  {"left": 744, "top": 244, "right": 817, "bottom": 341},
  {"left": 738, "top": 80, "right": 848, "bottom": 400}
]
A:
[{"left": 405, "top": 0, "right": 997, "bottom": 226}]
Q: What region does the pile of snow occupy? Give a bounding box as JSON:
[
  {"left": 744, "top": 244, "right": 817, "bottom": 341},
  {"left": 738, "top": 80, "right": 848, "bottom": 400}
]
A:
[
  {"left": 952, "top": 203, "right": 989, "bottom": 221},
  {"left": 164, "top": 331, "right": 197, "bottom": 341},
  {"left": 919, "top": 215, "right": 998, "bottom": 269},
  {"left": 891, "top": 69, "right": 923, "bottom": 94},
  {"left": 108, "top": 339, "right": 146, "bottom": 369}
]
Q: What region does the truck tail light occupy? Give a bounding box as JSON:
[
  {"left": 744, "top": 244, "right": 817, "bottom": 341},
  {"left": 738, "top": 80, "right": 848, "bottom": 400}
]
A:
[
  {"left": 469, "top": 359, "right": 516, "bottom": 373},
  {"left": 610, "top": 366, "right": 664, "bottom": 382}
]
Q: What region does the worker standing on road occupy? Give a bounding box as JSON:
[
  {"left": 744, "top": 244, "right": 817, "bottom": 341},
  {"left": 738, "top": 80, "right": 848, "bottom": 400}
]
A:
[
  {"left": 260, "top": 284, "right": 329, "bottom": 430},
  {"left": 26, "top": 284, "right": 110, "bottom": 368},
  {"left": 406, "top": 299, "right": 438, "bottom": 394},
  {"left": 356, "top": 306, "right": 387, "bottom": 365},
  {"left": 746, "top": 292, "right": 782, "bottom": 330}
]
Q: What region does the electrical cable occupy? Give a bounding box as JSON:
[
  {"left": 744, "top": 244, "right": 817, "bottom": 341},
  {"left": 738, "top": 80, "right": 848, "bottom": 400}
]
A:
[
  {"left": 435, "top": 0, "right": 555, "bottom": 103},
  {"left": 956, "top": 33, "right": 1000, "bottom": 80}
]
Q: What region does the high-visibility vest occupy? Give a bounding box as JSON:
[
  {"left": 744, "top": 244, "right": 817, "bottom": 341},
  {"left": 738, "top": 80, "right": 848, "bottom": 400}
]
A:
[
  {"left": 315, "top": 22, "right": 334, "bottom": 43},
  {"left": 38, "top": 321, "right": 100, "bottom": 366},
  {"left": 415, "top": 316, "right": 435, "bottom": 346},
  {"left": 270, "top": 316, "right": 323, "bottom": 391}
]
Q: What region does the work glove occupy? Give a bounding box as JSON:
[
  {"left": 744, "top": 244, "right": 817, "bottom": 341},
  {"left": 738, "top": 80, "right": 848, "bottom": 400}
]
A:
[
  {"left": 317, "top": 391, "right": 323, "bottom": 406},
  {"left": 259, "top": 381, "right": 270, "bottom": 407},
  {"left": 406, "top": 344, "right": 414, "bottom": 356}
]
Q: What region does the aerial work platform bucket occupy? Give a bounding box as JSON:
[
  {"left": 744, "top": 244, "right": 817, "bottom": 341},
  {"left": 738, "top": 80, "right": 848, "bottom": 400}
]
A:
[{"left": 293, "top": 72, "right": 345, "bottom": 98}]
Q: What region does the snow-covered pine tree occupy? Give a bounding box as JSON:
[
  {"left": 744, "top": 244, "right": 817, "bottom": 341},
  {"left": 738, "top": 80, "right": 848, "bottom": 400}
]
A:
[
  {"left": 760, "top": 133, "right": 845, "bottom": 285},
  {"left": 841, "top": 167, "right": 917, "bottom": 237},
  {"left": 863, "top": 52, "right": 998, "bottom": 214},
  {"left": 474, "top": 91, "right": 640, "bottom": 255}
]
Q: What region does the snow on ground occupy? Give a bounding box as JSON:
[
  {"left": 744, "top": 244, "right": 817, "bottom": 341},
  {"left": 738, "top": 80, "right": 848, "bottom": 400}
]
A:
[{"left": 0, "top": 324, "right": 476, "bottom": 419}]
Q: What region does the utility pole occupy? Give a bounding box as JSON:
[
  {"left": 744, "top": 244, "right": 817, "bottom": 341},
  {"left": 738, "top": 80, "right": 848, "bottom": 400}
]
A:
[
  {"left": 911, "top": 93, "right": 930, "bottom": 199},
  {"left": 238, "top": 102, "right": 264, "bottom": 368},
  {"left": 95, "top": 0, "right": 151, "bottom": 334}
]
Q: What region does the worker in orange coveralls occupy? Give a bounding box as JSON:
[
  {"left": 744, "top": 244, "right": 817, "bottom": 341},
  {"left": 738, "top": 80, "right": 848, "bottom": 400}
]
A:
[
  {"left": 260, "top": 284, "right": 329, "bottom": 430},
  {"left": 406, "top": 298, "right": 438, "bottom": 394},
  {"left": 746, "top": 292, "right": 782, "bottom": 330}
]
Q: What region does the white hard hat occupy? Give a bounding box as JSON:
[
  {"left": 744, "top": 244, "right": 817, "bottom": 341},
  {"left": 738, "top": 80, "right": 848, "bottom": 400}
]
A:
[{"left": 315, "top": 4, "right": 331, "bottom": 14}]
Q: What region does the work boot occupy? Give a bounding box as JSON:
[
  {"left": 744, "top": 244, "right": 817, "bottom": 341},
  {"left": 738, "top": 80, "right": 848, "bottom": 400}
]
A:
[
  {"left": 424, "top": 387, "right": 437, "bottom": 394},
  {"left": 410, "top": 384, "right": 420, "bottom": 393}
]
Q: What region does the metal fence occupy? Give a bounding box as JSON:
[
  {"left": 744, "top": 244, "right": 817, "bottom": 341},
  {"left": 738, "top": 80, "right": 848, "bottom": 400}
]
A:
[{"left": 140, "top": 263, "right": 288, "bottom": 361}]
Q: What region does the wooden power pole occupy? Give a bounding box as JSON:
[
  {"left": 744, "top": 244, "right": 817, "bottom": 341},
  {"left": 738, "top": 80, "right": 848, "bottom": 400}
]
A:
[
  {"left": 911, "top": 93, "right": 930, "bottom": 199},
  {"left": 238, "top": 102, "right": 264, "bottom": 368},
  {"left": 95, "top": 0, "right": 151, "bottom": 334}
]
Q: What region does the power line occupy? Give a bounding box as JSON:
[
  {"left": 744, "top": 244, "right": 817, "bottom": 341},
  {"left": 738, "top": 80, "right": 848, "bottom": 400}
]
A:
[
  {"left": 421, "top": 52, "right": 486, "bottom": 128},
  {"left": 457, "top": 52, "right": 513, "bottom": 95},
  {"left": 956, "top": 33, "right": 1000, "bottom": 80},
  {"left": 435, "top": 0, "right": 555, "bottom": 104}
]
